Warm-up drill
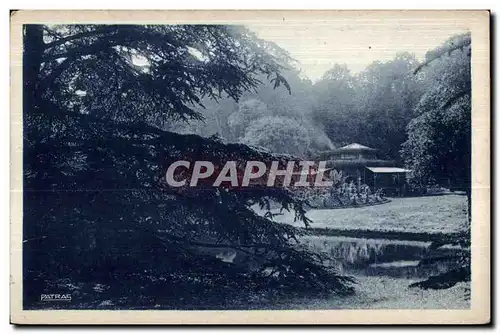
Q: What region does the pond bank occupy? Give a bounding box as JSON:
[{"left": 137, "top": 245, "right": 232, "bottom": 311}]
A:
[{"left": 303, "top": 227, "right": 457, "bottom": 243}]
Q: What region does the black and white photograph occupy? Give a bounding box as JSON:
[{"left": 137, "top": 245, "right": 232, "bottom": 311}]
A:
[{"left": 10, "top": 10, "right": 490, "bottom": 324}]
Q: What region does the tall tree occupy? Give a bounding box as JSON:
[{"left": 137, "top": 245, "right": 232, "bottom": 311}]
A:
[
  {"left": 23, "top": 24, "right": 353, "bottom": 308},
  {"left": 401, "top": 33, "right": 471, "bottom": 206},
  {"left": 312, "top": 64, "right": 360, "bottom": 147},
  {"left": 312, "top": 56, "right": 424, "bottom": 161},
  {"left": 357, "top": 53, "right": 424, "bottom": 161},
  {"left": 402, "top": 32, "right": 471, "bottom": 290},
  {"left": 227, "top": 98, "right": 272, "bottom": 140},
  {"left": 240, "top": 116, "right": 312, "bottom": 157}
]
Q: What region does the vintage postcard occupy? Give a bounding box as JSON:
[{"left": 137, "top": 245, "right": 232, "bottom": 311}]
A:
[{"left": 10, "top": 10, "right": 490, "bottom": 324}]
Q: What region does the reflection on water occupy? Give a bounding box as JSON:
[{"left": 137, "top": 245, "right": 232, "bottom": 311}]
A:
[
  {"left": 370, "top": 260, "right": 420, "bottom": 268},
  {"left": 301, "top": 235, "right": 457, "bottom": 279}
]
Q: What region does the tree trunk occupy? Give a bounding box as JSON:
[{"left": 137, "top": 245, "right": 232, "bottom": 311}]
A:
[
  {"left": 23, "top": 25, "right": 44, "bottom": 114},
  {"left": 466, "top": 187, "right": 471, "bottom": 223},
  {"left": 22, "top": 25, "right": 45, "bottom": 269}
]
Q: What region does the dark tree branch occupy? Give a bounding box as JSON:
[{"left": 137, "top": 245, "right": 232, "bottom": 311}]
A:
[{"left": 43, "top": 26, "right": 116, "bottom": 50}]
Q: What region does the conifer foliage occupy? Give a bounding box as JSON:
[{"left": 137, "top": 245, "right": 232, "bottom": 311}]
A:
[{"left": 23, "top": 24, "right": 354, "bottom": 308}]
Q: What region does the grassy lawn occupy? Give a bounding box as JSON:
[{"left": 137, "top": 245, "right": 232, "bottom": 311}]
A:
[
  {"left": 274, "top": 194, "right": 468, "bottom": 234},
  {"left": 271, "top": 276, "right": 470, "bottom": 310}
]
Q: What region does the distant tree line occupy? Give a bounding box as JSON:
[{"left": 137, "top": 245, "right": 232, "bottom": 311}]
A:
[
  {"left": 169, "top": 52, "right": 423, "bottom": 162},
  {"left": 171, "top": 32, "right": 471, "bottom": 203}
]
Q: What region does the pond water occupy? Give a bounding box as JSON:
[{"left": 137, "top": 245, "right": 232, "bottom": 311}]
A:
[{"left": 301, "top": 235, "right": 456, "bottom": 279}]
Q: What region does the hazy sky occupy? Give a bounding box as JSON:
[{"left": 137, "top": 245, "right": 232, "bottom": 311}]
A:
[{"left": 248, "top": 22, "right": 468, "bottom": 82}]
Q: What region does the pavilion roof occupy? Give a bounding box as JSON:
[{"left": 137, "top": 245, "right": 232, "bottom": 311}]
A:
[
  {"left": 366, "top": 167, "right": 411, "bottom": 173},
  {"left": 338, "top": 143, "right": 376, "bottom": 151}
]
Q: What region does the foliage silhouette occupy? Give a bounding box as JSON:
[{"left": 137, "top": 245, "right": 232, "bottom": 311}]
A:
[
  {"left": 403, "top": 33, "right": 471, "bottom": 291},
  {"left": 23, "top": 24, "right": 354, "bottom": 308}
]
